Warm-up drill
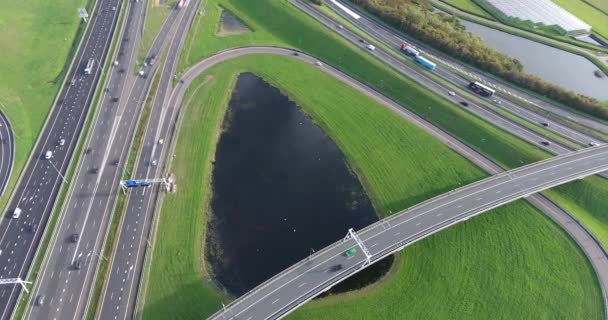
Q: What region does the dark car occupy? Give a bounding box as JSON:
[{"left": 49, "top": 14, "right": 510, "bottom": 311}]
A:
[
  {"left": 292, "top": 52, "right": 299, "bottom": 56},
  {"left": 459, "top": 101, "right": 469, "bottom": 107},
  {"left": 71, "top": 233, "right": 79, "bottom": 243},
  {"left": 90, "top": 167, "right": 99, "bottom": 174},
  {"left": 541, "top": 122, "right": 549, "bottom": 127},
  {"left": 35, "top": 295, "right": 45, "bottom": 306},
  {"left": 540, "top": 141, "right": 551, "bottom": 146},
  {"left": 73, "top": 259, "right": 82, "bottom": 270},
  {"left": 329, "top": 264, "right": 343, "bottom": 272},
  {"left": 29, "top": 223, "right": 38, "bottom": 233},
  {"left": 85, "top": 147, "right": 92, "bottom": 155}
]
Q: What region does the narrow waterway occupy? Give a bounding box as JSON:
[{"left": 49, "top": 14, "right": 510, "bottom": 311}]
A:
[
  {"left": 460, "top": 20, "right": 608, "bottom": 101},
  {"left": 207, "top": 73, "right": 389, "bottom": 297}
]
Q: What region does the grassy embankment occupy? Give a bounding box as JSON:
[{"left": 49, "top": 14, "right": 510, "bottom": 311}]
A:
[
  {"left": 142, "top": 54, "right": 603, "bottom": 320},
  {"left": 138, "top": 0, "right": 606, "bottom": 319},
  {"left": 0, "top": 0, "right": 87, "bottom": 210}
]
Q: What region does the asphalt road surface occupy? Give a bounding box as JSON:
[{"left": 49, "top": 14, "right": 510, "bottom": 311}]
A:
[
  {"left": 0, "top": 111, "right": 14, "bottom": 197},
  {"left": 323, "top": 0, "right": 608, "bottom": 137},
  {"left": 209, "top": 142, "right": 608, "bottom": 320},
  {"left": 98, "top": 2, "right": 199, "bottom": 319},
  {"left": 24, "top": 3, "right": 184, "bottom": 320},
  {"left": 115, "top": 45, "right": 606, "bottom": 320},
  {"left": 0, "top": 0, "right": 122, "bottom": 317}
]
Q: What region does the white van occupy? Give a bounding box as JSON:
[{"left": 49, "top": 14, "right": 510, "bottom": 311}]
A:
[
  {"left": 44, "top": 150, "right": 53, "bottom": 159},
  {"left": 12, "top": 208, "right": 22, "bottom": 219}
]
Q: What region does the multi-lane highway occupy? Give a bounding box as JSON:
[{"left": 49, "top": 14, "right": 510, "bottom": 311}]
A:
[
  {"left": 0, "top": 0, "right": 122, "bottom": 317},
  {"left": 97, "top": 1, "right": 199, "bottom": 319},
  {"left": 322, "top": 0, "right": 608, "bottom": 137},
  {"left": 24, "top": 2, "right": 184, "bottom": 320},
  {"left": 209, "top": 142, "right": 608, "bottom": 320},
  {"left": 0, "top": 111, "right": 14, "bottom": 197}
]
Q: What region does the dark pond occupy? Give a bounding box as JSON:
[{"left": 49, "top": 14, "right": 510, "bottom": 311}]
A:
[
  {"left": 206, "top": 73, "right": 390, "bottom": 297},
  {"left": 219, "top": 9, "right": 250, "bottom": 34}
]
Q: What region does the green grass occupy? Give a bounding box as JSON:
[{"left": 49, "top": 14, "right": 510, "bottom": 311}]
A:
[
  {"left": 584, "top": 0, "right": 608, "bottom": 14},
  {"left": 545, "top": 176, "right": 608, "bottom": 247},
  {"left": 553, "top": 0, "right": 608, "bottom": 40},
  {"left": 438, "top": 0, "right": 491, "bottom": 18},
  {"left": 0, "top": 0, "right": 87, "bottom": 208},
  {"left": 138, "top": 0, "right": 607, "bottom": 318},
  {"left": 141, "top": 54, "right": 604, "bottom": 320}
]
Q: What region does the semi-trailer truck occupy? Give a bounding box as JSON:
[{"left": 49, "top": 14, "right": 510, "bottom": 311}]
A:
[
  {"left": 415, "top": 55, "right": 436, "bottom": 71},
  {"left": 400, "top": 43, "right": 419, "bottom": 57}
]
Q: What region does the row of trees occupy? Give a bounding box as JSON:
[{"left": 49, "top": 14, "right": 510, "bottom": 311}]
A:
[{"left": 349, "top": 0, "right": 607, "bottom": 119}]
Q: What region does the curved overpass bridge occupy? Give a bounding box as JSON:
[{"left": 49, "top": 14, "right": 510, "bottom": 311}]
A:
[
  {"left": 158, "top": 47, "right": 608, "bottom": 320},
  {"left": 207, "top": 144, "right": 608, "bottom": 320}
]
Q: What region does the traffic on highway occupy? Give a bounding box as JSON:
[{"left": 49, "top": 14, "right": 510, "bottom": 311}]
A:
[{"left": 1, "top": 0, "right": 606, "bottom": 319}]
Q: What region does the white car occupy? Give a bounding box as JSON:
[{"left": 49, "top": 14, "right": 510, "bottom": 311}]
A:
[
  {"left": 158, "top": 139, "right": 164, "bottom": 145},
  {"left": 365, "top": 44, "right": 376, "bottom": 51},
  {"left": 588, "top": 142, "right": 599, "bottom": 147},
  {"left": 315, "top": 61, "right": 323, "bottom": 67},
  {"left": 12, "top": 208, "right": 22, "bottom": 219},
  {"left": 44, "top": 150, "right": 53, "bottom": 159},
  {"left": 337, "top": 24, "right": 344, "bottom": 29},
  {"left": 139, "top": 70, "right": 145, "bottom": 76},
  {"left": 448, "top": 91, "right": 456, "bottom": 96},
  {"left": 58, "top": 139, "right": 65, "bottom": 146}
]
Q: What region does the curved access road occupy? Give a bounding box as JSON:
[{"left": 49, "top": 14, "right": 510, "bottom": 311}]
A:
[
  {"left": 0, "top": 110, "right": 14, "bottom": 197},
  {"left": 148, "top": 47, "right": 608, "bottom": 320}
]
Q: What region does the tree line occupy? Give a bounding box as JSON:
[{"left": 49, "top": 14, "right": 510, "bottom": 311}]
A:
[{"left": 347, "top": 0, "right": 608, "bottom": 119}]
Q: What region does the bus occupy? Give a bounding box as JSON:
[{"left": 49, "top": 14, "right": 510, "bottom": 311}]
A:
[
  {"left": 84, "top": 58, "right": 95, "bottom": 75},
  {"left": 468, "top": 81, "right": 495, "bottom": 97}
]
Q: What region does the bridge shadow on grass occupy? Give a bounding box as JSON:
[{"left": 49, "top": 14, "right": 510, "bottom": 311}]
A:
[{"left": 142, "top": 279, "right": 225, "bottom": 320}]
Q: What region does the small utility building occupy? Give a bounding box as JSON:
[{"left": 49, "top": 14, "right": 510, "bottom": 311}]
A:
[{"left": 481, "top": 0, "right": 592, "bottom": 36}]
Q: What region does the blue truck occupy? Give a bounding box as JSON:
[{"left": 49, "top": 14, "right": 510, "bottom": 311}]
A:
[{"left": 415, "top": 55, "right": 436, "bottom": 71}]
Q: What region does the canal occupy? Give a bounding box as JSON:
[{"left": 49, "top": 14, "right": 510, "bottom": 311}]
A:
[{"left": 206, "top": 73, "right": 390, "bottom": 297}]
